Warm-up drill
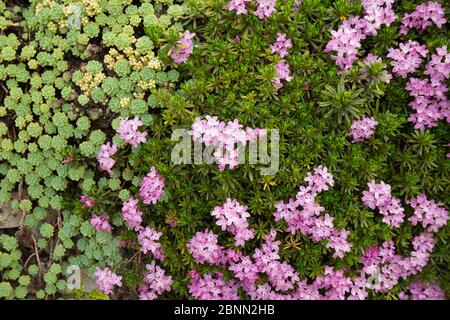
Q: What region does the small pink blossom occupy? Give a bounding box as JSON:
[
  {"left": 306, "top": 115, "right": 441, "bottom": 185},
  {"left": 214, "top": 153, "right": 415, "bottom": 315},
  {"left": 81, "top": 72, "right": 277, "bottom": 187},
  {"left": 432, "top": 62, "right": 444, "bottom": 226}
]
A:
[
  {"left": 211, "top": 199, "right": 254, "bottom": 246},
  {"left": 273, "top": 61, "right": 292, "bottom": 88},
  {"left": 228, "top": 0, "right": 252, "bottom": 15},
  {"left": 137, "top": 226, "right": 164, "bottom": 260},
  {"left": 139, "top": 166, "right": 165, "bottom": 205},
  {"left": 408, "top": 194, "right": 449, "bottom": 233},
  {"left": 116, "top": 117, "right": 147, "bottom": 147},
  {"left": 400, "top": 2, "right": 446, "bottom": 35},
  {"left": 349, "top": 117, "right": 378, "bottom": 143},
  {"left": 97, "top": 142, "right": 117, "bottom": 175},
  {"left": 270, "top": 33, "right": 292, "bottom": 58},
  {"left": 187, "top": 229, "right": 224, "bottom": 265},
  {"left": 254, "top": 0, "right": 277, "bottom": 20},
  {"left": 121, "top": 198, "right": 143, "bottom": 231},
  {"left": 139, "top": 261, "right": 172, "bottom": 300},
  {"left": 387, "top": 41, "right": 429, "bottom": 78},
  {"left": 362, "top": 180, "right": 405, "bottom": 228},
  {"left": 90, "top": 214, "right": 113, "bottom": 232},
  {"left": 171, "top": 31, "right": 195, "bottom": 64},
  {"left": 94, "top": 267, "right": 122, "bottom": 295},
  {"left": 80, "top": 195, "right": 95, "bottom": 208}
]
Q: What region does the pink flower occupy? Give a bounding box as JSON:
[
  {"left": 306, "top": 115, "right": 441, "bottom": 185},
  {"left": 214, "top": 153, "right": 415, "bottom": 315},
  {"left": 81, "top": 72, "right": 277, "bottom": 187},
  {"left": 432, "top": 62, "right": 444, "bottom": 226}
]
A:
[
  {"left": 408, "top": 194, "right": 448, "bottom": 233},
  {"left": 273, "top": 61, "right": 292, "bottom": 88},
  {"left": 400, "top": 2, "right": 446, "bottom": 35},
  {"left": 405, "top": 77, "right": 449, "bottom": 130},
  {"left": 362, "top": 180, "right": 405, "bottom": 228},
  {"left": 228, "top": 0, "right": 252, "bottom": 15},
  {"left": 121, "top": 198, "right": 143, "bottom": 230},
  {"left": 139, "top": 261, "right": 172, "bottom": 300},
  {"left": 171, "top": 31, "right": 195, "bottom": 64},
  {"left": 189, "top": 116, "right": 266, "bottom": 171},
  {"left": 400, "top": 280, "right": 445, "bottom": 300},
  {"left": 188, "top": 270, "right": 240, "bottom": 300},
  {"left": 90, "top": 214, "right": 112, "bottom": 232},
  {"left": 80, "top": 195, "right": 95, "bottom": 208},
  {"left": 325, "top": 1, "right": 395, "bottom": 71},
  {"left": 270, "top": 33, "right": 292, "bottom": 58},
  {"left": 116, "top": 116, "right": 147, "bottom": 147},
  {"left": 324, "top": 17, "right": 373, "bottom": 71},
  {"left": 187, "top": 229, "right": 224, "bottom": 265},
  {"left": 228, "top": 256, "right": 259, "bottom": 289},
  {"left": 387, "top": 41, "right": 429, "bottom": 78},
  {"left": 304, "top": 165, "right": 334, "bottom": 193},
  {"left": 62, "top": 154, "right": 73, "bottom": 164},
  {"left": 139, "top": 166, "right": 165, "bottom": 205},
  {"left": 349, "top": 117, "right": 378, "bottom": 143},
  {"left": 361, "top": 0, "right": 396, "bottom": 29},
  {"left": 96, "top": 142, "right": 117, "bottom": 175},
  {"left": 211, "top": 199, "right": 254, "bottom": 246},
  {"left": 137, "top": 227, "right": 164, "bottom": 260},
  {"left": 424, "top": 46, "right": 450, "bottom": 83},
  {"left": 94, "top": 267, "right": 122, "bottom": 295},
  {"left": 254, "top": 0, "right": 277, "bottom": 20},
  {"left": 274, "top": 166, "right": 351, "bottom": 257}
]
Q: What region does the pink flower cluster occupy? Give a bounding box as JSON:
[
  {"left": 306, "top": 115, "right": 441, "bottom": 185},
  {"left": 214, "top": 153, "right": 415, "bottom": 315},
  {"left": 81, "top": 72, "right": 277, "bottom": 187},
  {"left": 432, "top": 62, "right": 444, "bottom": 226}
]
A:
[
  {"left": 359, "top": 233, "right": 435, "bottom": 293},
  {"left": 349, "top": 116, "right": 378, "bottom": 143},
  {"left": 187, "top": 217, "right": 444, "bottom": 299},
  {"left": 94, "top": 267, "right": 122, "bottom": 295},
  {"left": 228, "top": 0, "right": 252, "bottom": 15},
  {"left": 325, "top": 0, "right": 396, "bottom": 70},
  {"left": 121, "top": 198, "right": 143, "bottom": 231},
  {"left": 425, "top": 45, "right": 450, "bottom": 83},
  {"left": 189, "top": 116, "right": 266, "bottom": 171},
  {"left": 269, "top": 32, "right": 293, "bottom": 88},
  {"left": 116, "top": 117, "right": 147, "bottom": 147},
  {"left": 361, "top": 54, "right": 392, "bottom": 83},
  {"left": 97, "top": 142, "right": 117, "bottom": 175},
  {"left": 362, "top": 180, "right": 405, "bottom": 228},
  {"left": 406, "top": 46, "right": 450, "bottom": 130},
  {"left": 273, "top": 61, "right": 293, "bottom": 88},
  {"left": 405, "top": 78, "right": 449, "bottom": 130},
  {"left": 408, "top": 194, "right": 449, "bottom": 233},
  {"left": 188, "top": 270, "right": 240, "bottom": 300},
  {"left": 90, "top": 213, "right": 113, "bottom": 232},
  {"left": 387, "top": 40, "right": 429, "bottom": 78},
  {"left": 80, "top": 195, "right": 95, "bottom": 208},
  {"left": 399, "top": 280, "right": 445, "bottom": 300},
  {"left": 325, "top": 0, "right": 396, "bottom": 72},
  {"left": 139, "top": 166, "right": 165, "bottom": 205},
  {"left": 137, "top": 226, "right": 164, "bottom": 260},
  {"left": 187, "top": 229, "right": 224, "bottom": 265},
  {"left": 228, "top": 1, "right": 277, "bottom": 19},
  {"left": 171, "top": 31, "right": 195, "bottom": 64},
  {"left": 361, "top": 0, "right": 396, "bottom": 29},
  {"left": 139, "top": 261, "right": 172, "bottom": 300},
  {"left": 188, "top": 229, "right": 366, "bottom": 299},
  {"left": 211, "top": 199, "right": 254, "bottom": 246},
  {"left": 324, "top": 17, "right": 373, "bottom": 71},
  {"left": 254, "top": 0, "right": 277, "bottom": 19},
  {"left": 400, "top": 1, "right": 446, "bottom": 35},
  {"left": 274, "top": 166, "right": 352, "bottom": 258},
  {"left": 270, "top": 33, "right": 292, "bottom": 58}
]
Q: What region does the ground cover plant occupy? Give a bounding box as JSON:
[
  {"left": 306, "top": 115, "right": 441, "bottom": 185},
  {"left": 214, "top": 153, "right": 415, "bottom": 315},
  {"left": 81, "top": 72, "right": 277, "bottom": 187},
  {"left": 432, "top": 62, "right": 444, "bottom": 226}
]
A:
[{"left": 0, "top": 0, "right": 448, "bottom": 300}]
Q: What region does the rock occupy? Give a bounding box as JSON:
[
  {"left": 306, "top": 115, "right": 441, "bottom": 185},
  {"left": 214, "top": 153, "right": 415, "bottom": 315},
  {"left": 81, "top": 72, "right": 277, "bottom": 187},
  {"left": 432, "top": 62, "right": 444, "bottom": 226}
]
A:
[{"left": 0, "top": 197, "right": 22, "bottom": 229}]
